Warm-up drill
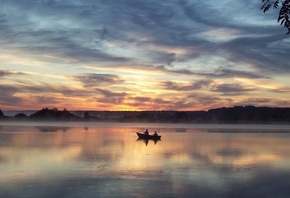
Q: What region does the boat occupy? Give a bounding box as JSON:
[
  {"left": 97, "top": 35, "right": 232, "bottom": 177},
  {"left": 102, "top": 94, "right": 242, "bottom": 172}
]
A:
[{"left": 136, "top": 132, "right": 161, "bottom": 140}]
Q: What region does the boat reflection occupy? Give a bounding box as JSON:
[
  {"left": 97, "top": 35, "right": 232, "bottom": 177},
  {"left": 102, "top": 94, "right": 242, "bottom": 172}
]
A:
[
  {"left": 137, "top": 137, "right": 160, "bottom": 145},
  {"left": 36, "top": 126, "right": 70, "bottom": 132}
]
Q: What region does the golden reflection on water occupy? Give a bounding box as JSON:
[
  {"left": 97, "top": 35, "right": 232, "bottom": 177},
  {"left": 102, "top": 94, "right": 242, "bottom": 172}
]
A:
[
  {"left": 1, "top": 124, "right": 290, "bottom": 197},
  {"left": 189, "top": 133, "right": 285, "bottom": 164}
]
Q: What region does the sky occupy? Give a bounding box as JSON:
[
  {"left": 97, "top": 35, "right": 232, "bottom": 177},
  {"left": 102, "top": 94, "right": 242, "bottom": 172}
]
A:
[{"left": 0, "top": 0, "right": 290, "bottom": 111}]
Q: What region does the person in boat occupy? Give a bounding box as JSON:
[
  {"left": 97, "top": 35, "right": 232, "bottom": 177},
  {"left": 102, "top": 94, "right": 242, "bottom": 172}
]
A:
[
  {"left": 144, "top": 129, "right": 149, "bottom": 135},
  {"left": 153, "top": 131, "right": 158, "bottom": 136}
]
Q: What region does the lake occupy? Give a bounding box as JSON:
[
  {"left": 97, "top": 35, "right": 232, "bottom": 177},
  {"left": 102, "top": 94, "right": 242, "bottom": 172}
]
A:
[{"left": 1, "top": 122, "right": 290, "bottom": 198}]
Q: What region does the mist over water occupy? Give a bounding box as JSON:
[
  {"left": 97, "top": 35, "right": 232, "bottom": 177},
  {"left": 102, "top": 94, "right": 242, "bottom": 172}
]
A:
[{"left": 1, "top": 122, "right": 290, "bottom": 198}]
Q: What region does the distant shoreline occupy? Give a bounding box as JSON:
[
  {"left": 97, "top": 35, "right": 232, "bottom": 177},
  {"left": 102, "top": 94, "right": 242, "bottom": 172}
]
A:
[
  {"left": 1, "top": 106, "right": 290, "bottom": 124},
  {"left": 0, "top": 121, "right": 289, "bottom": 128}
]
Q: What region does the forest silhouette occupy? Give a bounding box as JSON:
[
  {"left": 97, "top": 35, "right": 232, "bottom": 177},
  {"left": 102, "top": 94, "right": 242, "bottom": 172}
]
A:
[{"left": 1, "top": 106, "right": 290, "bottom": 124}]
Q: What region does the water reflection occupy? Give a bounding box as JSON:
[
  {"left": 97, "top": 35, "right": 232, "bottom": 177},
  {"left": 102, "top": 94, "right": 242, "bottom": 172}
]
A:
[
  {"left": 0, "top": 124, "right": 290, "bottom": 197},
  {"left": 136, "top": 138, "right": 160, "bottom": 145},
  {"left": 37, "top": 126, "right": 70, "bottom": 132}
]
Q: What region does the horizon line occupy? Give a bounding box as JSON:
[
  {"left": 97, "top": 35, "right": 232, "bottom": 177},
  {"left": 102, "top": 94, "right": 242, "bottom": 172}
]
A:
[{"left": 2, "top": 105, "right": 290, "bottom": 112}]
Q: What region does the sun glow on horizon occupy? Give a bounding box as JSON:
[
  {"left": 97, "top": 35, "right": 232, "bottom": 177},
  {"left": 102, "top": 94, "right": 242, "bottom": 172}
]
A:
[{"left": 234, "top": 77, "right": 289, "bottom": 90}]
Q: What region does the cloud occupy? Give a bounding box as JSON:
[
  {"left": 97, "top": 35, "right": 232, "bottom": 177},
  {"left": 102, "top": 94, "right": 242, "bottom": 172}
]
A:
[
  {"left": 234, "top": 77, "right": 290, "bottom": 92},
  {"left": 72, "top": 73, "right": 125, "bottom": 88},
  {"left": 211, "top": 83, "right": 255, "bottom": 95},
  {"left": 0, "top": 0, "right": 285, "bottom": 71},
  {"left": 0, "top": 85, "right": 23, "bottom": 106},
  {"left": 127, "top": 96, "right": 179, "bottom": 110},
  {"left": 160, "top": 80, "right": 213, "bottom": 91},
  {"left": 211, "top": 68, "right": 269, "bottom": 79},
  {"left": 0, "top": 70, "right": 27, "bottom": 77},
  {"left": 0, "top": 0, "right": 130, "bottom": 64},
  {"left": 0, "top": 70, "right": 15, "bottom": 77},
  {"left": 0, "top": 83, "right": 95, "bottom": 102},
  {"left": 237, "top": 97, "right": 290, "bottom": 107},
  {"left": 96, "top": 88, "right": 128, "bottom": 98},
  {"left": 0, "top": 0, "right": 289, "bottom": 110},
  {"left": 221, "top": 35, "right": 290, "bottom": 75},
  {"left": 30, "top": 95, "right": 61, "bottom": 106},
  {"left": 125, "top": 94, "right": 223, "bottom": 111},
  {"left": 132, "top": 96, "right": 151, "bottom": 103},
  {"left": 95, "top": 88, "right": 128, "bottom": 104}
]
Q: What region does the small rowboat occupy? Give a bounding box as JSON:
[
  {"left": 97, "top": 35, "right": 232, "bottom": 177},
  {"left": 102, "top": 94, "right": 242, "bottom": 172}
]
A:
[{"left": 136, "top": 132, "right": 161, "bottom": 140}]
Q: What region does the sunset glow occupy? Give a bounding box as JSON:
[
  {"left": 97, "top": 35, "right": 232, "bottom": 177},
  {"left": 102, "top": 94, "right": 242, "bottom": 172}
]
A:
[{"left": 1, "top": 1, "right": 289, "bottom": 111}]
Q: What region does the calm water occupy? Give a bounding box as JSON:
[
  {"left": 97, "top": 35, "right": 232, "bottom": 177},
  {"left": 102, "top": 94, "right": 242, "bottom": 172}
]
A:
[{"left": 1, "top": 122, "right": 290, "bottom": 198}]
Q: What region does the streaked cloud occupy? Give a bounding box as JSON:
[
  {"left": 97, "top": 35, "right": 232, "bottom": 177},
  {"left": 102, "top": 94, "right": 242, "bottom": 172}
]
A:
[
  {"left": 0, "top": 0, "right": 289, "bottom": 110},
  {"left": 160, "top": 80, "right": 213, "bottom": 91},
  {"left": 211, "top": 83, "right": 255, "bottom": 96},
  {"left": 72, "top": 73, "right": 125, "bottom": 87},
  {"left": 0, "top": 70, "right": 27, "bottom": 77}
]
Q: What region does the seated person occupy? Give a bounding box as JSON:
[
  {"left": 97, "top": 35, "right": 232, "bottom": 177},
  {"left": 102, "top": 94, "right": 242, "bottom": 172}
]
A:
[
  {"left": 153, "top": 131, "right": 158, "bottom": 136},
  {"left": 144, "top": 129, "right": 149, "bottom": 135}
]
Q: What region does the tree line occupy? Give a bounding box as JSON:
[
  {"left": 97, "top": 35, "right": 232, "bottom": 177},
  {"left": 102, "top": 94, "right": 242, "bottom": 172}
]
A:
[{"left": 1, "top": 106, "right": 290, "bottom": 123}]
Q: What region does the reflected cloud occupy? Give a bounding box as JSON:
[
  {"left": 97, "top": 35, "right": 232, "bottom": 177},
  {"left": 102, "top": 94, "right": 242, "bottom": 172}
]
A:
[
  {"left": 1, "top": 124, "right": 290, "bottom": 197},
  {"left": 0, "top": 146, "right": 82, "bottom": 181}
]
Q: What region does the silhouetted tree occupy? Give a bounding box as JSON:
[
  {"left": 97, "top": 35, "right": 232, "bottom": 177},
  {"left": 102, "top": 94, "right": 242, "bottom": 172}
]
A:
[
  {"left": 30, "top": 108, "right": 81, "bottom": 121},
  {"left": 84, "top": 111, "right": 91, "bottom": 119},
  {"left": 261, "top": 0, "right": 290, "bottom": 34},
  {"left": 174, "top": 111, "right": 189, "bottom": 122},
  {"left": 14, "top": 113, "right": 28, "bottom": 120}
]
